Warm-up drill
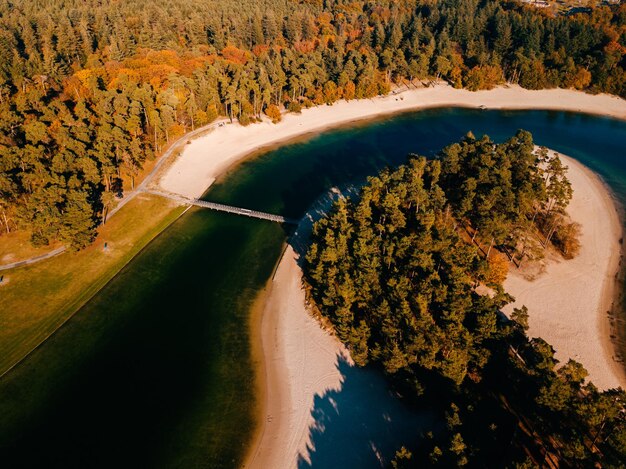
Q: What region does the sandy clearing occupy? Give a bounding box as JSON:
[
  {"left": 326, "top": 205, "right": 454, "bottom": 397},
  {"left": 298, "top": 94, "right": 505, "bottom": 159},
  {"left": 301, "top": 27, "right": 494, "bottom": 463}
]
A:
[{"left": 504, "top": 153, "right": 625, "bottom": 391}]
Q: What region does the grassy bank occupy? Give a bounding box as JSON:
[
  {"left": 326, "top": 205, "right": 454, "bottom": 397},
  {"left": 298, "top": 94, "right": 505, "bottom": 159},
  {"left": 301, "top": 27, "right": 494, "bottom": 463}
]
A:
[
  {"left": 0, "top": 210, "right": 287, "bottom": 468},
  {"left": 0, "top": 193, "right": 185, "bottom": 376}
]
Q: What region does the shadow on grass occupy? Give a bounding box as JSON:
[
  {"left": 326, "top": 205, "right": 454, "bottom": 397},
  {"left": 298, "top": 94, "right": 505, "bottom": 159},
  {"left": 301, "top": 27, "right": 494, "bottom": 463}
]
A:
[{"left": 297, "top": 355, "right": 434, "bottom": 469}]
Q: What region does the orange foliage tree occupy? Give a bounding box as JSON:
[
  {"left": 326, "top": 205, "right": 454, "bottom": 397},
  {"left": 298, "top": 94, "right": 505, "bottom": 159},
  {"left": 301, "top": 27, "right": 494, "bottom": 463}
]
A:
[
  {"left": 264, "top": 104, "right": 281, "bottom": 123},
  {"left": 485, "top": 252, "right": 509, "bottom": 286}
]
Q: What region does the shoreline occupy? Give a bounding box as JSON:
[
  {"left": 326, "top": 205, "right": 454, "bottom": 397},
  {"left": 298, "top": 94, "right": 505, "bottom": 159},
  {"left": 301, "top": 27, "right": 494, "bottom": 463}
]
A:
[
  {"left": 579, "top": 158, "right": 626, "bottom": 389},
  {"left": 0, "top": 195, "right": 188, "bottom": 378},
  {"left": 244, "top": 243, "right": 291, "bottom": 468},
  {"left": 243, "top": 249, "right": 294, "bottom": 468},
  {"left": 244, "top": 245, "right": 356, "bottom": 469},
  {"left": 158, "top": 83, "right": 626, "bottom": 200}
]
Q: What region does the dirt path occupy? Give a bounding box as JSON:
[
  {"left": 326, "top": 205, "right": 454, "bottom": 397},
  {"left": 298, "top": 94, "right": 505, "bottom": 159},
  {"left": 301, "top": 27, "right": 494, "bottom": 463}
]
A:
[{"left": 0, "top": 119, "right": 227, "bottom": 271}]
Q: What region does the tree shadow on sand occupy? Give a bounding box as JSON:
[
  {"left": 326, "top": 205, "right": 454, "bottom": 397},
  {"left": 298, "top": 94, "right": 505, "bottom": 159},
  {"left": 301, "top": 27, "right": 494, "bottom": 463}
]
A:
[{"left": 297, "top": 355, "right": 434, "bottom": 469}]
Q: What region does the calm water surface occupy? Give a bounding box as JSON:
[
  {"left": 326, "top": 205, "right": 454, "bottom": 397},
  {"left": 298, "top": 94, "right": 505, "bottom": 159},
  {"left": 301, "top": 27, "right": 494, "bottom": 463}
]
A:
[{"left": 1, "top": 108, "right": 625, "bottom": 468}]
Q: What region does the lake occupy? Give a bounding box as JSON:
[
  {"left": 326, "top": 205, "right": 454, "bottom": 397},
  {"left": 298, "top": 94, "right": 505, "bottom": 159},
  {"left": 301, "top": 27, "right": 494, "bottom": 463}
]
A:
[{"left": 1, "top": 108, "right": 625, "bottom": 468}]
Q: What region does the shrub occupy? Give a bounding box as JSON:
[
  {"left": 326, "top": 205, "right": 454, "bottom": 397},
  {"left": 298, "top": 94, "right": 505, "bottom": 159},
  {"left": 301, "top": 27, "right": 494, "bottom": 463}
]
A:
[
  {"left": 551, "top": 221, "right": 581, "bottom": 259},
  {"left": 485, "top": 251, "right": 509, "bottom": 285},
  {"left": 287, "top": 100, "right": 302, "bottom": 113},
  {"left": 264, "top": 104, "right": 281, "bottom": 123},
  {"left": 238, "top": 113, "right": 251, "bottom": 126}
]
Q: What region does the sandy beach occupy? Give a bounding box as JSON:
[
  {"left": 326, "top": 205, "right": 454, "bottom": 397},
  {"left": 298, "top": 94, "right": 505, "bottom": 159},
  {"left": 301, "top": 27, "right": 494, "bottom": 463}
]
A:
[
  {"left": 504, "top": 153, "right": 625, "bottom": 390},
  {"left": 158, "top": 82, "right": 626, "bottom": 199},
  {"left": 244, "top": 245, "right": 352, "bottom": 468}
]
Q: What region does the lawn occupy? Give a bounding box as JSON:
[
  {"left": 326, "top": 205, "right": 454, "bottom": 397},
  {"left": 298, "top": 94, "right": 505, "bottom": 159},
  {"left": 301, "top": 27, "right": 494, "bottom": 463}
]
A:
[
  {"left": 0, "top": 193, "right": 185, "bottom": 376},
  {"left": 0, "top": 230, "right": 64, "bottom": 266}
]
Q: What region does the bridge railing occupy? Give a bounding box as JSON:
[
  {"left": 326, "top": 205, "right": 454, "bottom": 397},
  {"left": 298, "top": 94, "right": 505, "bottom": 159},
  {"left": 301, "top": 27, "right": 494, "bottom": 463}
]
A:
[
  {"left": 145, "top": 189, "right": 298, "bottom": 225},
  {"left": 191, "top": 199, "right": 298, "bottom": 225}
]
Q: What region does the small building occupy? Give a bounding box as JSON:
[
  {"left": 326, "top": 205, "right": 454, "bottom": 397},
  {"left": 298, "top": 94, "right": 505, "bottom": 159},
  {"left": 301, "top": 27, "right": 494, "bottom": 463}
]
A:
[{"left": 521, "top": 0, "right": 551, "bottom": 8}]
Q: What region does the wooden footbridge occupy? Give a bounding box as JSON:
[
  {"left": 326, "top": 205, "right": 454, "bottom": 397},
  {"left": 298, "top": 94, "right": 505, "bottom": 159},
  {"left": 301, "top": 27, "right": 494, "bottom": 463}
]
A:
[{"left": 147, "top": 189, "right": 299, "bottom": 225}]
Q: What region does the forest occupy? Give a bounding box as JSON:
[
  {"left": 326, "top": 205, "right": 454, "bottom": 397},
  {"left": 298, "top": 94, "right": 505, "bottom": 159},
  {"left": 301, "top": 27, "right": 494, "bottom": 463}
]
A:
[
  {"left": 0, "top": 0, "right": 625, "bottom": 247},
  {"left": 304, "top": 131, "right": 626, "bottom": 467}
]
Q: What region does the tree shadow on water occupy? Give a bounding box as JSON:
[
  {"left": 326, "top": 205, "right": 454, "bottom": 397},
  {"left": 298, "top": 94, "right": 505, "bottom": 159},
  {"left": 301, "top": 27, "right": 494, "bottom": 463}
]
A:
[
  {"left": 289, "top": 185, "right": 361, "bottom": 267},
  {"left": 297, "top": 355, "right": 433, "bottom": 469}
]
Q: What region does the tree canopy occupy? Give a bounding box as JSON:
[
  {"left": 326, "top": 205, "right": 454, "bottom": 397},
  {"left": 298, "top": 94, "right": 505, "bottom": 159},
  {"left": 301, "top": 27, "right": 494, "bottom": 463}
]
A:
[
  {"left": 305, "top": 131, "right": 626, "bottom": 466},
  {"left": 1, "top": 0, "right": 625, "bottom": 247}
]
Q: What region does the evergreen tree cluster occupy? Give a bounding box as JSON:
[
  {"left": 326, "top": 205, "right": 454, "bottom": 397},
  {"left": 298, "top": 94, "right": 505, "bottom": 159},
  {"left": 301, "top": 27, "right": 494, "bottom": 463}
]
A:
[
  {"left": 305, "top": 131, "right": 626, "bottom": 466},
  {"left": 0, "top": 0, "right": 625, "bottom": 247}
]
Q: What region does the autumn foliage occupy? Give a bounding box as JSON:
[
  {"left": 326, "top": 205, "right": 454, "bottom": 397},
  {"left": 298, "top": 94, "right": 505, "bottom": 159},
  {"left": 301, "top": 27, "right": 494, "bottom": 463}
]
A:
[
  {"left": 1, "top": 0, "right": 625, "bottom": 246},
  {"left": 486, "top": 252, "right": 509, "bottom": 285},
  {"left": 264, "top": 104, "right": 282, "bottom": 123}
]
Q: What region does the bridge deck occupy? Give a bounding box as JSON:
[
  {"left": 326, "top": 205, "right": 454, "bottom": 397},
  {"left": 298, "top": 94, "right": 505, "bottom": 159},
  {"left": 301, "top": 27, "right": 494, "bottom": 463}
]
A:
[
  {"left": 191, "top": 199, "right": 298, "bottom": 224},
  {"left": 147, "top": 189, "right": 298, "bottom": 225}
]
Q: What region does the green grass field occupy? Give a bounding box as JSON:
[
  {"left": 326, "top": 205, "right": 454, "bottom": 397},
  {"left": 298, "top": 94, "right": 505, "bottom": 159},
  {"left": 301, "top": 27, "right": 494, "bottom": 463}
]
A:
[{"left": 0, "top": 193, "right": 185, "bottom": 376}]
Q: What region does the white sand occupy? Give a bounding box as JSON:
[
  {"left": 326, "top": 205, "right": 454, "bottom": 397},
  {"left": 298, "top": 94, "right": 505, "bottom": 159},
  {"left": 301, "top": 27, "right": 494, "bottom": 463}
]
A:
[
  {"left": 245, "top": 246, "right": 353, "bottom": 469},
  {"left": 504, "top": 154, "right": 625, "bottom": 390},
  {"left": 159, "top": 83, "right": 626, "bottom": 199}
]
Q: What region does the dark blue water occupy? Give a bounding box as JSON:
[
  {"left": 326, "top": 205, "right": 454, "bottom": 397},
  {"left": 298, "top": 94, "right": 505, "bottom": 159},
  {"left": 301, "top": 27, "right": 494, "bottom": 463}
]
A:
[
  {"left": 209, "top": 109, "right": 626, "bottom": 218},
  {"left": 1, "top": 108, "right": 624, "bottom": 468}
]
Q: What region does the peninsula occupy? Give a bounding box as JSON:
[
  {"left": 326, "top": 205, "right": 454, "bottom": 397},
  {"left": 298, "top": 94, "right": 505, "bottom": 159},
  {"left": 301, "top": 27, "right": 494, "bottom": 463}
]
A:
[{"left": 239, "top": 129, "right": 626, "bottom": 467}]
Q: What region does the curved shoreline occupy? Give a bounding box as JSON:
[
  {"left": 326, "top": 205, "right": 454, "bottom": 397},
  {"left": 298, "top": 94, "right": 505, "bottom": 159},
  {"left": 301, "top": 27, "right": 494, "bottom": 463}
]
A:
[
  {"left": 159, "top": 83, "right": 626, "bottom": 200},
  {"left": 245, "top": 244, "right": 360, "bottom": 469},
  {"left": 504, "top": 154, "right": 625, "bottom": 390}
]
